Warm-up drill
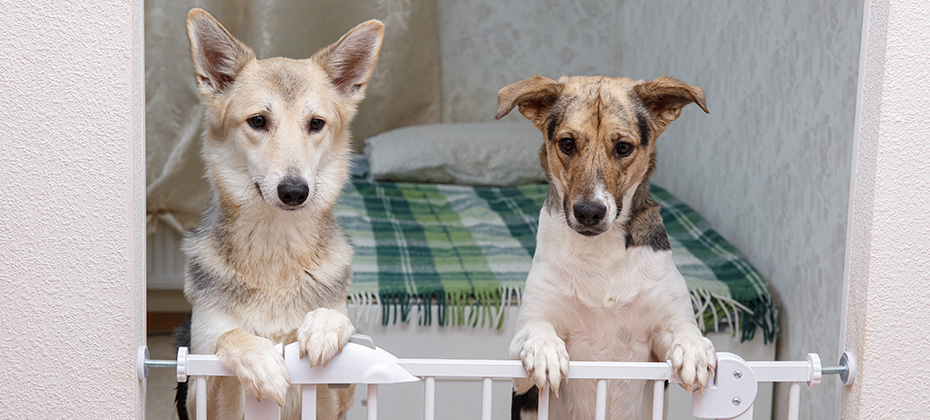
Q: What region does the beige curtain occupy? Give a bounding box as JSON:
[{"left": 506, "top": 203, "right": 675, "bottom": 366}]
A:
[{"left": 145, "top": 0, "right": 442, "bottom": 234}]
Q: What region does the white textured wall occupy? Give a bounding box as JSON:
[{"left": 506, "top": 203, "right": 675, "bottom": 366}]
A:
[
  {"left": 0, "top": 1, "right": 147, "bottom": 418},
  {"left": 842, "top": 0, "right": 930, "bottom": 417},
  {"left": 437, "top": 0, "right": 620, "bottom": 122}
]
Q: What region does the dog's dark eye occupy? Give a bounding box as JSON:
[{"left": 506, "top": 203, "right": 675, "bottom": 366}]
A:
[
  {"left": 308, "top": 118, "right": 325, "bottom": 132},
  {"left": 248, "top": 115, "right": 266, "bottom": 130},
  {"left": 558, "top": 138, "right": 576, "bottom": 155},
  {"left": 614, "top": 142, "right": 633, "bottom": 158}
]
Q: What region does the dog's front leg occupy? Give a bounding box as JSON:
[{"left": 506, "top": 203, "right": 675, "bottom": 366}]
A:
[
  {"left": 511, "top": 320, "right": 570, "bottom": 397},
  {"left": 665, "top": 322, "right": 716, "bottom": 394},
  {"left": 650, "top": 260, "right": 716, "bottom": 394},
  {"left": 215, "top": 328, "right": 291, "bottom": 406},
  {"left": 510, "top": 266, "right": 570, "bottom": 397},
  {"left": 297, "top": 306, "right": 355, "bottom": 367}
]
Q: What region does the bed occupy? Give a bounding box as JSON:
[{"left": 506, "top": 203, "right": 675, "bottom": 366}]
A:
[{"left": 338, "top": 176, "right": 777, "bottom": 344}]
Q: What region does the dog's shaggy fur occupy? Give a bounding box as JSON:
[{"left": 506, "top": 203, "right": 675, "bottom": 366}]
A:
[
  {"left": 498, "top": 75, "right": 717, "bottom": 419},
  {"left": 175, "top": 9, "right": 383, "bottom": 420}
]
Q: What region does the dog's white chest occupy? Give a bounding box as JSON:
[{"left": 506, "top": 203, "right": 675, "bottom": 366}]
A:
[
  {"left": 561, "top": 252, "right": 646, "bottom": 310},
  {"left": 567, "top": 301, "right": 652, "bottom": 361},
  {"left": 535, "top": 219, "right": 673, "bottom": 356},
  {"left": 594, "top": 270, "right": 643, "bottom": 310},
  {"left": 570, "top": 280, "right": 653, "bottom": 361}
]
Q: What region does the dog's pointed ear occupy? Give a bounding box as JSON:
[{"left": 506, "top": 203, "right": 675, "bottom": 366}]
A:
[
  {"left": 313, "top": 20, "right": 385, "bottom": 102},
  {"left": 496, "top": 76, "right": 562, "bottom": 128},
  {"left": 187, "top": 8, "right": 255, "bottom": 97},
  {"left": 634, "top": 76, "right": 708, "bottom": 127}
]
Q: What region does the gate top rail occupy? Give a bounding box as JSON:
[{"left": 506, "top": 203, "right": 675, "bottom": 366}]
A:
[
  {"left": 137, "top": 336, "right": 856, "bottom": 420},
  {"left": 137, "top": 335, "right": 855, "bottom": 386},
  {"left": 137, "top": 335, "right": 856, "bottom": 420}
]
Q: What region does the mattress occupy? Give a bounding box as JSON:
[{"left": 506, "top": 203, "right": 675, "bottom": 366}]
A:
[{"left": 336, "top": 178, "right": 778, "bottom": 343}]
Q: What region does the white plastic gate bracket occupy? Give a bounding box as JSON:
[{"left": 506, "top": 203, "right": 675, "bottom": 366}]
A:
[
  {"left": 806, "top": 353, "right": 822, "bottom": 387},
  {"left": 177, "top": 346, "right": 189, "bottom": 382},
  {"left": 691, "top": 352, "right": 758, "bottom": 420},
  {"left": 840, "top": 351, "right": 856, "bottom": 385},
  {"left": 137, "top": 345, "right": 149, "bottom": 380},
  {"left": 283, "top": 339, "right": 418, "bottom": 385},
  {"left": 284, "top": 337, "right": 417, "bottom": 420}
]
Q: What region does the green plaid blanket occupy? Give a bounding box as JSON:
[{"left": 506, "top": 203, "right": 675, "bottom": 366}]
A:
[{"left": 336, "top": 179, "right": 777, "bottom": 343}]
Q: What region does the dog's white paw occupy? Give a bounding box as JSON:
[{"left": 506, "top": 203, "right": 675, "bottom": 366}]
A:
[
  {"left": 519, "top": 327, "right": 570, "bottom": 397},
  {"left": 671, "top": 333, "right": 716, "bottom": 395},
  {"left": 215, "top": 329, "right": 290, "bottom": 406},
  {"left": 298, "top": 308, "right": 355, "bottom": 367}
]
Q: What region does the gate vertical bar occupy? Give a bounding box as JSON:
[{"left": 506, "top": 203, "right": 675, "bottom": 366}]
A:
[
  {"left": 302, "top": 384, "right": 317, "bottom": 420},
  {"left": 538, "top": 383, "right": 550, "bottom": 420},
  {"left": 481, "top": 378, "right": 493, "bottom": 420},
  {"left": 367, "top": 384, "right": 378, "bottom": 420},
  {"left": 787, "top": 382, "right": 800, "bottom": 420},
  {"left": 424, "top": 377, "right": 435, "bottom": 420},
  {"left": 652, "top": 380, "right": 664, "bottom": 420},
  {"left": 196, "top": 376, "right": 207, "bottom": 420},
  {"left": 595, "top": 379, "right": 607, "bottom": 420}
]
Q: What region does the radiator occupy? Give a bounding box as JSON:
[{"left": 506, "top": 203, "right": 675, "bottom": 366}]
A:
[
  {"left": 146, "top": 228, "right": 186, "bottom": 290},
  {"left": 138, "top": 336, "right": 855, "bottom": 420}
]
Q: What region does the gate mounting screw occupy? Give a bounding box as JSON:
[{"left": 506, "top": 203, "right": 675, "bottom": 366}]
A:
[
  {"left": 732, "top": 397, "right": 741, "bottom": 406},
  {"left": 733, "top": 370, "right": 742, "bottom": 379}
]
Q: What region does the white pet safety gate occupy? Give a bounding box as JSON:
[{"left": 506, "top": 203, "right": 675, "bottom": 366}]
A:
[{"left": 138, "top": 335, "right": 856, "bottom": 420}]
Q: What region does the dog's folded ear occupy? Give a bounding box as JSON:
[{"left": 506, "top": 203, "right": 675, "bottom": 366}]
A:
[
  {"left": 634, "top": 76, "right": 709, "bottom": 128},
  {"left": 496, "top": 76, "right": 562, "bottom": 128},
  {"left": 186, "top": 8, "right": 255, "bottom": 97},
  {"left": 313, "top": 20, "right": 385, "bottom": 102}
]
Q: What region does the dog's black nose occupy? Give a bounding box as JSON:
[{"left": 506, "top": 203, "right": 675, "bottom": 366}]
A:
[
  {"left": 277, "top": 178, "right": 309, "bottom": 206},
  {"left": 573, "top": 202, "right": 606, "bottom": 227}
]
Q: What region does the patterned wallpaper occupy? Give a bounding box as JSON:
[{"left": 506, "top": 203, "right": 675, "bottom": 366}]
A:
[
  {"left": 436, "top": 0, "right": 621, "bottom": 122},
  {"left": 615, "top": 2, "right": 862, "bottom": 419},
  {"left": 436, "top": 0, "right": 863, "bottom": 418}
]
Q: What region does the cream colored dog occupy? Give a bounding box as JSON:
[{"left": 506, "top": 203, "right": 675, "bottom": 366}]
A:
[
  {"left": 498, "top": 75, "right": 717, "bottom": 419},
  {"left": 175, "top": 9, "right": 383, "bottom": 420}
]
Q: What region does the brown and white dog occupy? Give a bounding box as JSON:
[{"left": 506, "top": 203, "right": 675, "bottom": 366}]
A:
[
  {"left": 174, "top": 9, "right": 383, "bottom": 420},
  {"left": 498, "top": 75, "right": 717, "bottom": 419}
]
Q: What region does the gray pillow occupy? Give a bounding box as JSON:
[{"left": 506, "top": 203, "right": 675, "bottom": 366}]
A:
[{"left": 364, "top": 122, "right": 546, "bottom": 186}]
